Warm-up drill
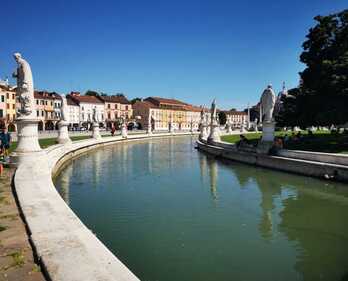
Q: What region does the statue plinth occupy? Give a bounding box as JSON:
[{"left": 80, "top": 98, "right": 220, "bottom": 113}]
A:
[
  {"left": 261, "top": 121, "right": 275, "bottom": 142},
  {"left": 92, "top": 123, "right": 101, "bottom": 139},
  {"left": 226, "top": 124, "right": 232, "bottom": 134},
  {"left": 207, "top": 122, "right": 220, "bottom": 143},
  {"left": 10, "top": 118, "right": 43, "bottom": 166},
  {"left": 169, "top": 123, "right": 174, "bottom": 134},
  {"left": 57, "top": 120, "right": 71, "bottom": 144},
  {"left": 256, "top": 121, "right": 275, "bottom": 154},
  {"left": 121, "top": 125, "right": 128, "bottom": 138},
  {"left": 199, "top": 123, "right": 207, "bottom": 140},
  {"left": 147, "top": 126, "right": 152, "bottom": 135}
]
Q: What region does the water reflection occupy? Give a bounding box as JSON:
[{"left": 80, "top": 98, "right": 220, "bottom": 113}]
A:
[
  {"left": 205, "top": 153, "right": 348, "bottom": 281},
  {"left": 55, "top": 137, "right": 348, "bottom": 281}
]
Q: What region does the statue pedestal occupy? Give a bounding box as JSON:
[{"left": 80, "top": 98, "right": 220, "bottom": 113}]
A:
[
  {"left": 226, "top": 124, "right": 232, "bottom": 134},
  {"left": 169, "top": 124, "right": 174, "bottom": 134},
  {"left": 199, "top": 124, "right": 206, "bottom": 140},
  {"left": 121, "top": 125, "right": 128, "bottom": 138},
  {"left": 207, "top": 123, "right": 220, "bottom": 143},
  {"left": 92, "top": 123, "right": 101, "bottom": 139},
  {"left": 147, "top": 126, "right": 152, "bottom": 135},
  {"left": 257, "top": 121, "right": 275, "bottom": 154},
  {"left": 57, "top": 121, "right": 71, "bottom": 144},
  {"left": 10, "top": 118, "right": 44, "bottom": 166},
  {"left": 261, "top": 121, "right": 275, "bottom": 142}
]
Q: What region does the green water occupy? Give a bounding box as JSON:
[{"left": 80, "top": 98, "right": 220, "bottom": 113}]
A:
[{"left": 54, "top": 136, "right": 348, "bottom": 281}]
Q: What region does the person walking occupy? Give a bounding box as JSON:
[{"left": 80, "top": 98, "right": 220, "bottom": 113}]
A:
[{"left": 0, "top": 128, "right": 11, "bottom": 159}]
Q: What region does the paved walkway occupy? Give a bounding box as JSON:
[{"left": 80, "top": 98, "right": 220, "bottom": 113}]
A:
[{"left": 0, "top": 168, "right": 45, "bottom": 281}]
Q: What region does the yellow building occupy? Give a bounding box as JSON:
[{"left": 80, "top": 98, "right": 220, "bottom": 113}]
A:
[
  {"left": 133, "top": 97, "right": 202, "bottom": 131},
  {"left": 0, "top": 83, "right": 16, "bottom": 131}
]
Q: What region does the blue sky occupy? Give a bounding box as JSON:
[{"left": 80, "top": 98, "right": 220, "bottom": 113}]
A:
[{"left": 0, "top": 0, "right": 346, "bottom": 110}]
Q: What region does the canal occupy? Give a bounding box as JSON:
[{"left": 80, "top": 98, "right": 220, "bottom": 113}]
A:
[{"left": 54, "top": 136, "right": 348, "bottom": 281}]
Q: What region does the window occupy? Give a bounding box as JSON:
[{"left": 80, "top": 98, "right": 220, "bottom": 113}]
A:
[
  {"left": 6, "top": 93, "right": 9, "bottom": 99},
  {"left": 12, "top": 104, "right": 15, "bottom": 109},
  {"left": 0, "top": 109, "right": 3, "bottom": 118},
  {"left": 12, "top": 94, "right": 15, "bottom": 99},
  {"left": 125, "top": 106, "right": 128, "bottom": 110},
  {"left": 51, "top": 101, "right": 53, "bottom": 106},
  {"left": 108, "top": 113, "right": 111, "bottom": 119},
  {"left": 6, "top": 104, "right": 9, "bottom": 109},
  {"left": 1, "top": 95, "right": 4, "bottom": 102},
  {"left": 41, "top": 111, "right": 44, "bottom": 117},
  {"left": 108, "top": 104, "right": 110, "bottom": 109},
  {"left": 37, "top": 110, "right": 39, "bottom": 117},
  {"left": 36, "top": 100, "right": 39, "bottom": 105}
]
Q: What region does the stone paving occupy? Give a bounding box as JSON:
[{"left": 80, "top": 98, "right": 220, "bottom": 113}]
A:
[{"left": 0, "top": 168, "right": 45, "bottom": 281}]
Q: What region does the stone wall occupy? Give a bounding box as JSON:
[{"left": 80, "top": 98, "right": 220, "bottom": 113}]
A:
[
  {"left": 278, "top": 149, "right": 348, "bottom": 166},
  {"left": 13, "top": 132, "right": 197, "bottom": 281},
  {"left": 197, "top": 140, "right": 348, "bottom": 182}
]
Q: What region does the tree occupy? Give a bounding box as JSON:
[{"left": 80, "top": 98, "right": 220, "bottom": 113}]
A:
[
  {"left": 275, "top": 88, "right": 301, "bottom": 127},
  {"left": 131, "top": 98, "right": 142, "bottom": 104},
  {"left": 218, "top": 111, "right": 227, "bottom": 125},
  {"left": 85, "top": 90, "right": 99, "bottom": 96},
  {"left": 299, "top": 9, "right": 348, "bottom": 125}
]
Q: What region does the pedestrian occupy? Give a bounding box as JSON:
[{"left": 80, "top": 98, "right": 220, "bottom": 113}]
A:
[
  {"left": 0, "top": 128, "right": 11, "bottom": 159},
  {"left": 111, "top": 125, "right": 116, "bottom": 136}
]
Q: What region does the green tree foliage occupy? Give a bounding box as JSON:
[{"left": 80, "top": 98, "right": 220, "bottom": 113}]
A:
[
  {"left": 299, "top": 9, "right": 348, "bottom": 126},
  {"left": 131, "top": 98, "right": 142, "bottom": 104},
  {"left": 218, "top": 111, "right": 227, "bottom": 125},
  {"left": 85, "top": 90, "right": 99, "bottom": 96},
  {"left": 277, "top": 9, "right": 348, "bottom": 127},
  {"left": 301, "top": 9, "right": 348, "bottom": 97}
]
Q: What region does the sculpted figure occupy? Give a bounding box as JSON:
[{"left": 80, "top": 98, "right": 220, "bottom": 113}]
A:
[
  {"left": 12, "top": 53, "right": 34, "bottom": 117},
  {"left": 92, "top": 106, "right": 98, "bottom": 122},
  {"left": 61, "top": 95, "right": 68, "bottom": 122},
  {"left": 205, "top": 112, "right": 210, "bottom": 125},
  {"left": 200, "top": 108, "right": 205, "bottom": 123},
  {"left": 120, "top": 115, "right": 126, "bottom": 125},
  {"left": 210, "top": 99, "right": 219, "bottom": 125},
  {"left": 260, "top": 84, "right": 276, "bottom": 122}
]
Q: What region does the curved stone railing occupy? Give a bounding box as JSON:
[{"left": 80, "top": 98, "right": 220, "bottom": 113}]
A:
[
  {"left": 13, "top": 132, "right": 197, "bottom": 281},
  {"left": 197, "top": 138, "right": 348, "bottom": 182}
]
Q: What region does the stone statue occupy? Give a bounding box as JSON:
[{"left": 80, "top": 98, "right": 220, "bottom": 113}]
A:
[
  {"left": 120, "top": 115, "right": 126, "bottom": 125},
  {"left": 61, "top": 95, "right": 68, "bottom": 122},
  {"left": 211, "top": 99, "right": 219, "bottom": 125},
  {"left": 12, "top": 53, "right": 34, "bottom": 117},
  {"left": 260, "top": 84, "right": 276, "bottom": 123},
  {"left": 200, "top": 108, "right": 205, "bottom": 123},
  {"left": 92, "top": 106, "right": 98, "bottom": 123},
  {"left": 205, "top": 112, "right": 210, "bottom": 125}
]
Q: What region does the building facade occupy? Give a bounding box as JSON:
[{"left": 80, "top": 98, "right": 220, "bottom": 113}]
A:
[
  {"left": 68, "top": 93, "right": 105, "bottom": 128},
  {"left": 34, "top": 91, "right": 62, "bottom": 130},
  {"left": 133, "top": 97, "right": 202, "bottom": 131},
  {"left": 66, "top": 96, "right": 80, "bottom": 129},
  {"left": 97, "top": 95, "right": 132, "bottom": 129},
  {"left": 224, "top": 110, "right": 248, "bottom": 128},
  {"left": 0, "top": 82, "right": 17, "bottom": 131}
]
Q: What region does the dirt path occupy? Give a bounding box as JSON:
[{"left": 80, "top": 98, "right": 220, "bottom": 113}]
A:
[{"left": 0, "top": 168, "right": 46, "bottom": 281}]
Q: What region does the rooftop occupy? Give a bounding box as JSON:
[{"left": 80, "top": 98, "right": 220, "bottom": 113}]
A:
[
  {"left": 98, "top": 95, "right": 130, "bottom": 104},
  {"left": 69, "top": 95, "right": 103, "bottom": 104},
  {"left": 34, "top": 91, "right": 62, "bottom": 100}
]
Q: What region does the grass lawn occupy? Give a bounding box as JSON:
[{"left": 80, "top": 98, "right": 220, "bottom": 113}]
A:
[
  {"left": 221, "top": 131, "right": 348, "bottom": 154},
  {"left": 8, "top": 135, "right": 92, "bottom": 154}
]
